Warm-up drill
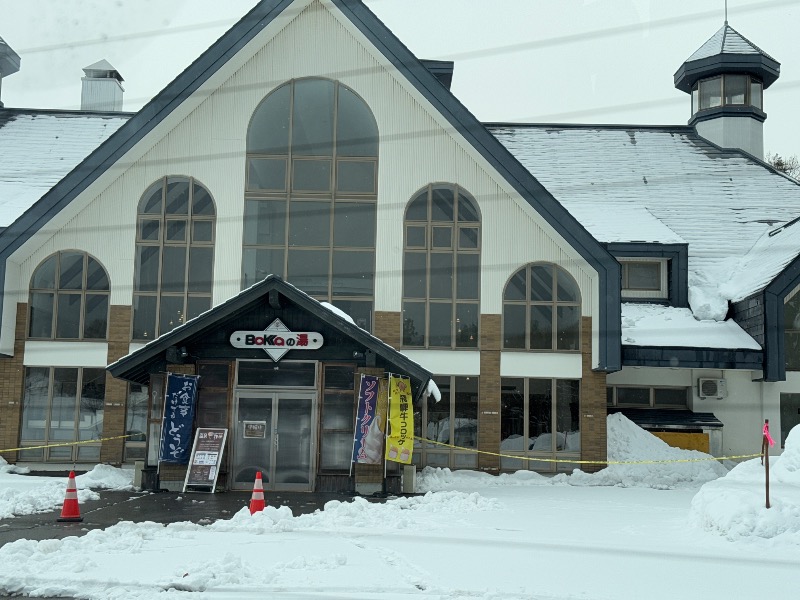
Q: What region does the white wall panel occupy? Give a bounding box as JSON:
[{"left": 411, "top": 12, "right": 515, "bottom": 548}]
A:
[
  {"left": 401, "top": 350, "right": 480, "bottom": 376},
  {"left": 24, "top": 341, "right": 109, "bottom": 367},
  {"left": 5, "top": 0, "right": 599, "bottom": 359},
  {"left": 501, "top": 353, "right": 582, "bottom": 379}
]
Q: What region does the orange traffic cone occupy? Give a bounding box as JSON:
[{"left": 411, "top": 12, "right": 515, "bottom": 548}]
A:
[
  {"left": 57, "top": 470, "right": 83, "bottom": 522},
  {"left": 249, "top": 471, "right": 265, "bottom": 514}
]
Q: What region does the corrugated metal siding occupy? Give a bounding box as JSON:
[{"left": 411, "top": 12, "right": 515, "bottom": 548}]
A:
[{"left": 10, "top": 0, "right": 597, "bottom": 326}]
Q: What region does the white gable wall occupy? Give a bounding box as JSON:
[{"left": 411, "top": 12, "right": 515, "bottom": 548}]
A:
[{"left": 3, "top": 0, "right": 601, "bottom": 365}]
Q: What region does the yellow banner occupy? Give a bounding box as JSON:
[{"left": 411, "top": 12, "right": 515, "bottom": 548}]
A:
[{"left": 385, "top": 375, "right": 413, "bottom": 464}]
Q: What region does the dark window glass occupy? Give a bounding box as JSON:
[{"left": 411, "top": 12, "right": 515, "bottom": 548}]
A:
[
  {"left": 31, "top": 256, "right": 57, "bottom": 289},
  {"left": 198, "top": 363, "right": 230, "bottom": 388},
  {"left": 625, "top": 262, "right": 660, "bottom": 290},
  {"left": 56, "top": 293, "right": 81, "bottom": 338},
  {"left": 456, "top": 254, "right": 479, "bottom": 300},
  {"left": 724, "top": 74, "right": 747, "bottom": 105},
  {"left": 165, "top": 179, "right": 190, "bottom": 215},
  {"left": 86, "top": 257, "right": 109, "bottom": 290},
  {"left": 654, "top": 388, "right": 688, "bottom": 407},
  {"left": 166, "top": 220, "right": 187, "bottom": 242},
  {"left": 159, "top": 295, "right": 185, "bottom": 334},
  {"left": 751, "top": 81, "right": 763, "bottom": 109},
  {"left": 187, "top": 296, "right": 211, "bottom": 321},
  {"left": 336, "top": 161, "right": 375, "bottom": 193},
  {"left": 192, "top": 220, "right": 214, "bottom": 243},
  {"left": 247, "top": 83, "right": 290, "bottom": 154},
  {"left": 531, "top": 265, "right": 553, "bottom": 301},
  {"left": 287, "top": 249, "right": 329, "bottom": 296},
  {"left": 83, "top": 294, "right": 109, "bottom": 339},
  {"left": 244, "top": 200, "right": 286, "bottom": 246},
  {"left": 193, "top": 183, "right": 215, "bottom": 215},
  {"left": 556, "top": 270, "right": 580, "bottom": 302},
  {"left": 248, "top": 158, "right": 287, "bottom": 191},
  {"left": 431, "top": 187, "right": 454, "bottom": 221},
  {"left": 132, "top": 295, "right": 157, "bottom": 340},
  {"left": 556, "top": 306, "right": 580, "bottom": 350},
  {"left": 58, "top": 253, "right": 84, "bottom": 290},
  {"left": 134, "top": 246, "right": 160, "bottom": 292},
  {"left": 237, "top": 361, "right": 316, "bottom": 387},
  {"left": 29, "top": 292, "right": 54, "bottom": 338},
  {"left": 292, "top": 159, "right": 332, "bottom": 192},
  {"left": 428, "top": 303, "right": 452, "bottom": 347},
  {"left": 699, "top": 76, "right": 722, "bottom": 110},
  {"left": 429, "top": 253, "right": 453, "bottom": 299},
  {"left": 188, "top": 247, "right": 214, "bottom": 294},
  {"left": 504, "top": 270, "right": 526, "bottom": 301},
  {"left": 289, "top": 201, "right": 330, "bottom": 247},
  {"left": 334, "top": 202, "right": 376, "bottom": 248},
  {"left": 140, "top": 183, "right": 162, "bottom": 214},
  {"left": 455, "top": 303, "right": 478, "bottom": 348},
  {"left": 325, "top": 365, "right": 355, "bottom": 390},
  {"left": 616, "top": 387, "right": 650, "bottom": 406},
  {"left": 336, "top": 87, "right": 378, "bottom": 157},
  {"left": 331, "top": 300, "right": 372, "bottom": 331},
  {"left": 242, "top": 248, "right": 284, "bottom": 289},
  {"left": 161, "top": 247, "right": 187, "bottom": 293},
  {"left": 459, "top": 226, "right": 479, "bottom": 250},
  {"left": 406, "top": 226, "right": 426, "bottom": 248},
  {"left": 402, "top": 301, "right": 425, "bottom": 346},
  {"left": 332, "top": 251, "right": 374, "bottom": 297},
  {"left": 503, "top": 304, "right": 526, "bottom": 349},
  {"left": 292, "top": 79, "right": 335, "bottom": 156},
  {"left": 530, "top": 305, "right": 553, "bottom": 349},
  {"left": 403, "top": 252, "right": 426, "bottom": 298},
  {"left": 458, "top": 193, "right": 479, "bottom": 222},
  {"left": 406, "top": 193, "right": 428, "bottom": 221}
]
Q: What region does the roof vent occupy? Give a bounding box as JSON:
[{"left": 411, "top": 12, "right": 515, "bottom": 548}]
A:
[{"left": 81, "top": 59, "right": 125, "bottom": 112}]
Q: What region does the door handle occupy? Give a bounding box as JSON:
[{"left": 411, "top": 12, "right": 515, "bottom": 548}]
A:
[{"left": 275, "top": 432, "right": 279, "bottom": 452}]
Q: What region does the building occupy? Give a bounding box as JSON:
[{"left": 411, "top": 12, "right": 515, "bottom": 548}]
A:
[{"left": 0, "top": 1, "right": 798, "bottom": 492}]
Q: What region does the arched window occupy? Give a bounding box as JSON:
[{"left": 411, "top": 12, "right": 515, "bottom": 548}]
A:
[
  {"left": 28, "top": 251, "right": 110, "bottom": 340},
  {"left": 402, "top": 184, "right": 481, "bottom": 348},
  {"left": 503, "top": 264, "right": 581, "bottom": 351},
  {"left": 132, "top": 177, "right": 215, "bottom": 341},
  {"left": 242, "top": 78, "right": 379, "bottom": 331}
]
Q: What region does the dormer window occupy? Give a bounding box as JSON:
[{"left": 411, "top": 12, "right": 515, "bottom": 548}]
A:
[
  {"left": 691, "top": 75, "right": 763, "bottom": 115},
  {"left": 620, "top": 258, "right": 668, "bottom": 300}
]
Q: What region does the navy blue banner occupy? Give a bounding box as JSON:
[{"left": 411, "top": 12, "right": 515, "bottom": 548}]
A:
[{"left": 159, "top": 373, "right": 200, "bottom": 464}]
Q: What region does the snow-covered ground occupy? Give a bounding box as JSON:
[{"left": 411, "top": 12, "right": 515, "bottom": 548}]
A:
[{"left": 1, "top": 415, "right": 798, "bottom": 599}]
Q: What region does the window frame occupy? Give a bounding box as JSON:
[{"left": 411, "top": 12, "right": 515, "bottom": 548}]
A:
[
  {"left": 606, "top": 385, "right": 689, "bottom": 408},
  {"left": 691, "top": 74, "right": 764, "bottom": 115},
  {"left": 27, "top": 251, "right": 110, "bottom": 341},
  {"left": 619, "top": 257, "right": 668, "bottom": 300},
  {"left": 243, "top": 78, "right": 379, "bottom": 332},
  {"left": 502, "top": 263, "right": 581, "bottom": 352},
  {"left": 132, "top": 176, "right": 216, "bottom": 342},
  {"left": 402, "top": 184, "right": 481, "bottom": 349}
]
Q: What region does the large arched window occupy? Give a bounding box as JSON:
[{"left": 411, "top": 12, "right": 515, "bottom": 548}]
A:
[
  {"left": 402, "top": 184, "right": 481, "bottom": 348},
  {"left": 242, "top": 78, "right": 378, "bottom": 331},
  {"left": 503, "top": 263, "right": 581, "bottom": 351},
  {"left": 28, "top": 251, "right": 110, "bottom": 340},
  {"left": 132, "top": 177, "right": 216, "bottom": 341}
]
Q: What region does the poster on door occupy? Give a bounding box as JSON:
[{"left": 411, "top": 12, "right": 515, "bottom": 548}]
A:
[{"left": 385, "top": 375, "right": 413, "bottom": 464}]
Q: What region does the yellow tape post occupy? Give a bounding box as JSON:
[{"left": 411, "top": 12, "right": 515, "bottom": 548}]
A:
[
  {"left": 0, "top": 435, "right": 134, "bottom": 455},
  {"left": 414, "top": 436, "right": 763, "bottom": 465}
]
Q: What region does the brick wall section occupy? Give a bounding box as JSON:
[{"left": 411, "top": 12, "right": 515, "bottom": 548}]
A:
[
  {"left": 100, "top": 305, "right": 132, "bottom": 464},
  {"left": 373, "top": 311, "right": 401, "bottom": 348},
  {"left": 580, "top": 316, "right": 607, "bottom": 473},
  {"left": 478, "top": 314, "right": 501, "bottom": 472},
  {"left": 0, "top": 304, "right": 28, "bottom": 463}
]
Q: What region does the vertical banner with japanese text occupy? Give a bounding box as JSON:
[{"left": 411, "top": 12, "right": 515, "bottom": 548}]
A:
[
  {"left": 159, "top": 373, "right": 200, "bottom": 464},
  {"left": 352, "top": 374, "right": 384, "bottom": 464},
  {"left": 385, "top": 375, "right": 413, "bottom": 464}
]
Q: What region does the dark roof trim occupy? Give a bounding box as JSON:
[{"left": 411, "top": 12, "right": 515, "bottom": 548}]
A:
[
  {"left": 484, "top": 122, "right": 695, "bottom": 134},
  {"left": 674, "top": 54, "right": 780, "bottom": 92},
  {"left": 606, "top": 243, "right": 688, "bottom": 308},
  {"left": 108, "top": 275, "right": 433, "bottom": 389},
  {"left": 689, "top": 105, "right": 767, "bottom": 127},
  {"left": 335, "top": 0, "right": 620, "bottom": 371},
  {"left": 0, "top": 107, "right": 136, "bottom": 119},
  {"left": 762, "top": 251, "right": 800, "bottom": 381},
  {"left": 609, "top": 408, "right": 724, "bottom": 429},
  {"left": 622, "top": 345, "right": 763, "bottom": 370}
]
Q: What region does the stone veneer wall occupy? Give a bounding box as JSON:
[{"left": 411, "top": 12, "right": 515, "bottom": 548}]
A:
[
  {"left": 580, "top": 316, "right": 607, "bottom": 472},
  {"left": 100, "top": 305, "right": 131, "bottom": 464},
  {"left": 0, "top": 304, "right": 28, "bottom": 463}
]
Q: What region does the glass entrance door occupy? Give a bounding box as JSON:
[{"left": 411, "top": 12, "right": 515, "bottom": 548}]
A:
[{"left": 233, "top": 392, "right": 316, "bottom": 491}]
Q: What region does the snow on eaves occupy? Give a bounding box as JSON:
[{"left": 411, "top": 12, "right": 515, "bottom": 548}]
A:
[
  {"left": 0, "top": 110, "right": 130, "bottom": 227},
  {"left": 621, "top": 303, "right": 761, "bottom": 350}
]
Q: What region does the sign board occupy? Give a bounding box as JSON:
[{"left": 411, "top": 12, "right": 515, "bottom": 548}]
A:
[
  {"left": 183, "top": 427, "right": 228, "bottom": 493},
  {"left": 243, "top": 421, "right": 267, "bottom": 439},
  {"left": 230, "top": 318, "right": 323, "bottom": 361}
]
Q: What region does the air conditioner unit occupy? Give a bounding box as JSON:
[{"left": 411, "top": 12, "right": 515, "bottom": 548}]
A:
[{"left": 698, "top": 378, "right": 727, "bottom": 399}]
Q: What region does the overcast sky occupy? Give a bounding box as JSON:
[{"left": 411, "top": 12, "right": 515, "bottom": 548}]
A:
[{"left": 2, "top": 0, "right": 798, "bottom": 157}]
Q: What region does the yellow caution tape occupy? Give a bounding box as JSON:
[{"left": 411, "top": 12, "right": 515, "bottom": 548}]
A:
[
  {"left": 414, "top": 436, "right": 764, "bottom": 465},
  {"left": 0, "top": 434, "right": 134, "bottom": 454}
]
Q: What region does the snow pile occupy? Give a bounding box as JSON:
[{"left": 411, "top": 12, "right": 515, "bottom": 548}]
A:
[
  {"left": 0, "top": 464, "right": 133, "bottom": 519},
  {"left": 0, "top": 454, "right": 30, "bottom": 475},
  {"left": 566, "top": 413, "right": 728, "bottom": 489},
  {"left": 420, "top": 414, "right": 728, "bottom": 492},
  {"left": 76, "top": 464, "right": 135, "bottom": 490},
  {"left": 690, "top": 425, "right": 800, "bottom": 541}
]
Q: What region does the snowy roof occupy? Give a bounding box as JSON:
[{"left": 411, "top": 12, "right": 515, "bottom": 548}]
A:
[
  {"left": 489, "top": 124, "right": 800, "bottom": 316},
  {"left": 621, "top": 303, "right": 761, "bottom": 350},
  {"left": 0, "top": 109, "right": 131, "bottom": 227},
  {"left": 554, "top": 203, "right": 684, "bottom": 245},
  {"left": 686, "top": 23, "right": 775, "bottom": 62}
]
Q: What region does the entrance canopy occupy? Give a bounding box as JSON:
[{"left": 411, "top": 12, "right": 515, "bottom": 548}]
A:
[{"left": 108, "top": 275, "right": 433, "bottom": 402}]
